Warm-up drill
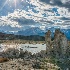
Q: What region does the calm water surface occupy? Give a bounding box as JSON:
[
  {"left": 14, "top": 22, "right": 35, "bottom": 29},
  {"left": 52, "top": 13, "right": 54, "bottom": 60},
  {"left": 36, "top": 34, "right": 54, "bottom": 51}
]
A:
[{"left": 0, "top": 44, "right": 46, "bottom": 54}]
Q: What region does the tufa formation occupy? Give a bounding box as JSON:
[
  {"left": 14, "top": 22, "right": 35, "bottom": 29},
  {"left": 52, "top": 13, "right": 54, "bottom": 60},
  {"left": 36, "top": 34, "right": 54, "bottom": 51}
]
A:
[{"left": 45, "top": 29, "right": 69, "bottom": 58}]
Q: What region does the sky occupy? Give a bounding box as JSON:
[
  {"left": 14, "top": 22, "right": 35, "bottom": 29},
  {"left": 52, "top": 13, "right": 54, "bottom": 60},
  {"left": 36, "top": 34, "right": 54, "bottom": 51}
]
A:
[{"left": 0, "top": 0, "right": 70, "bottom": 33}]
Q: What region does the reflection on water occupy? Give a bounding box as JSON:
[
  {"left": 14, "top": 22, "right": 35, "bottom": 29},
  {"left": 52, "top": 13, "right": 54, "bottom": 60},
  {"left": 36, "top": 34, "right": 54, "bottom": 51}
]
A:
[{"left": 0, "top": 44, "right": 46, "bottom": 54}]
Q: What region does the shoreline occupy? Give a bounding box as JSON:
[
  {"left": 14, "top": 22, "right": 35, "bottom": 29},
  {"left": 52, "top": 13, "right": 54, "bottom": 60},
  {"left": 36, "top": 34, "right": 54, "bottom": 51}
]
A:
[{"left": 0, "top": 40, "right": 45, "bottom": 44}]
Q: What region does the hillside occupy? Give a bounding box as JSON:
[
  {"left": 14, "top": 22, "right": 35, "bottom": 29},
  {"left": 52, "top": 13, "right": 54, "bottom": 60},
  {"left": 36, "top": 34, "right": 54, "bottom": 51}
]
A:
[{"left": 0, "top": 32, "right": 45, "bottom": 41}]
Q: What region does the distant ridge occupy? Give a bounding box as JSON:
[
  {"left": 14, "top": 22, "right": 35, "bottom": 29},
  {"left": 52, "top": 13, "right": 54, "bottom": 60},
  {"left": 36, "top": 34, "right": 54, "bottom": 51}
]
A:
[
  {"left": 0, "top": 32, "right": 45, "bottom": 41},
  {"left": 17, "top": 27, "right": 45, "bottom": 36},
  {"left": 0, "top": 27, "right": 70, "bottom": 40}
]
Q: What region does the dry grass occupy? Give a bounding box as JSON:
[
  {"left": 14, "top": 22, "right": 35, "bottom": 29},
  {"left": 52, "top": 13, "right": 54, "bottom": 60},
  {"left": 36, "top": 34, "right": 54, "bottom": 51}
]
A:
[{"left": 0, "top": 40, "right": 45, "bottom": 44}]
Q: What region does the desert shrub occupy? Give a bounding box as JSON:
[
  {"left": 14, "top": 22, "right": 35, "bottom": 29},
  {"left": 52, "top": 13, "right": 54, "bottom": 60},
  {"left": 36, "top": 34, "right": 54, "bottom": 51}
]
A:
[{"left": 4, "top": 48, "right": 19, "bottom": 58}]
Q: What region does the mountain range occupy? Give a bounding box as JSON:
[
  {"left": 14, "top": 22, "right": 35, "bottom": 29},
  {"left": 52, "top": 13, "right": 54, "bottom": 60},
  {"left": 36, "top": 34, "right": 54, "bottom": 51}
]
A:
[
  {"left": 17, "top": 27, "right": 45, "bottom": 36},
  {"left": 0, "top": 27, "right": 70, "bottom": 40},
  {"left": 17, "top": 27, "right": 70, "bottom": 40}
]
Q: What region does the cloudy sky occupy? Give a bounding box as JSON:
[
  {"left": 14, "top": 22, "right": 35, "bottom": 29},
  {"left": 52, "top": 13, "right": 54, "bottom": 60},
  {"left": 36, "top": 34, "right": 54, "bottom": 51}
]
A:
[{"left": 0, "top": 0, "right": 70, "bottom": 33}]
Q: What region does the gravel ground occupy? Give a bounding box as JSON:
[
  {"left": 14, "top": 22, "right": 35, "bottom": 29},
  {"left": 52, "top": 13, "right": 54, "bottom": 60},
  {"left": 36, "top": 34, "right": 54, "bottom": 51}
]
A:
[{"left": 0, "top": 59, "right": 34, "bottom": 70}]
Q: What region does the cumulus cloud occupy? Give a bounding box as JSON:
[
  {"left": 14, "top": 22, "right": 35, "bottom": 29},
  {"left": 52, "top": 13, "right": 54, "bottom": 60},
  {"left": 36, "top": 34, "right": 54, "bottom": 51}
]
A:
[
  {"left": 39, "top": 0, "right": 70, "bottom": 9},
  {"left": 0, "top": 0, "right": 70, "bottom": 33}
]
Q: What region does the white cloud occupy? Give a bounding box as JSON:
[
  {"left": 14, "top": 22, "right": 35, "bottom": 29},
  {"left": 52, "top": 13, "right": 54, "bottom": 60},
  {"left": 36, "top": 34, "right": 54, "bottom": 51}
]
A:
[
  {"left": 0, "top": 16, "right": 21, "bottom": 28},
  {"left": 0, "top": 0, "right": 70, "bottom": 32},
  {"left": 61, "top": 0, "right": 70, "bottom": 4}
]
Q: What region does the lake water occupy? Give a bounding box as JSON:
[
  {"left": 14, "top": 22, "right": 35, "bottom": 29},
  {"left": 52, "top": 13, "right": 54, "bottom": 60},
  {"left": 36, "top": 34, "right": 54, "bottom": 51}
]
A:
[{"left": 0, "top": 44, "right": 46, "bottom": 54}]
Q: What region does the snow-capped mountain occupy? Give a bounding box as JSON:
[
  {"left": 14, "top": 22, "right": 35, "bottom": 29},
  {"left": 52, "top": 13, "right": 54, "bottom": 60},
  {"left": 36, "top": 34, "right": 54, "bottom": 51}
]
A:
[
  {"left": 17, "top": 27, "right": 45, "bottom": 36},
  {"left": 0, "top": 26, "right": 70, "bottom": 40}
]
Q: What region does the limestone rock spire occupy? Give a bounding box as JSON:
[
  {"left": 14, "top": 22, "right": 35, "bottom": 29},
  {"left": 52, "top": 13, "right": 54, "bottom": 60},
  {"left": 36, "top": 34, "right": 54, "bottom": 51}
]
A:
[
  {"left": 45, "top": 30, "right": 51, "bottom": 54},
  {"left": 45, "top": 29, "right": 68, "bottom": 58}
]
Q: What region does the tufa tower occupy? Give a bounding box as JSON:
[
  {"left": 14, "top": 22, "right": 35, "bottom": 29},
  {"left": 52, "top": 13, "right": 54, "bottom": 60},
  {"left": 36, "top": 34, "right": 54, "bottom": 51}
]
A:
[
  {"left": 45, "top": 30, "right": 52, "bottom": 55},
  {"left": 45, "top": 29, "right": 68, "bottom": 58}
]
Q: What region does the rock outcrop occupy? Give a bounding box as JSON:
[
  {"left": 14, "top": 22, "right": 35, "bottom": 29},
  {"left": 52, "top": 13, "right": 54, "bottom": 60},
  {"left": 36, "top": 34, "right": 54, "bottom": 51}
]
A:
[
  {"left": 45, "top": 29, "right": 68, "bottom": 58},
  {"left": 45, "top": 30, "right": 52, "bottom": 55}
]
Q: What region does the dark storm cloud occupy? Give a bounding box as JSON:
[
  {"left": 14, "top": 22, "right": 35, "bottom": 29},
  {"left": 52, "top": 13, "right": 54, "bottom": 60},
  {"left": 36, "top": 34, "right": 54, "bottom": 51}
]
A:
[
  {"left": 40, "top": 0, "right": 50, "bottom": 4},
  {"left": 11, "top": 17, "right": 36, "bottom": 25},
  {"left": 39, "top": 0, "right": 70, "bottom": 9},
  {"left": 60, "top": 17, "right": 70, "bottom": 20},
  {"left": 39, "top": 19, "right": 54, "bottom": 24}
]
